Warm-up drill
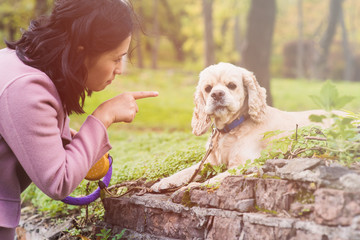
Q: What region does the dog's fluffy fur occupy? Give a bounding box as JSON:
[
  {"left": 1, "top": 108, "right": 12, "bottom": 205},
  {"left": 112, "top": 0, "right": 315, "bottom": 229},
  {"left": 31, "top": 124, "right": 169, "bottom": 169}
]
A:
[{"left": 151, "top": 62, "right": 332, "bottom": 192}]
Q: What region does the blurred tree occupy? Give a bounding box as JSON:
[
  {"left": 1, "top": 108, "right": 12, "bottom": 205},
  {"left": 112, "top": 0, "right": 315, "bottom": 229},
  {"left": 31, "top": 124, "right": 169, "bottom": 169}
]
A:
[
  {"left": 214, "top": 0, "right": 248, "bottom": 65},
  {"left": 339, "top": 3, "right": 355, "bottom": 81},
  {"left": 296, "top": 0, "right": 304, "bottom": 79},
  {"left": 159, "top": 0, "right": 187, "bottom": 62},
  {"left": 202, "top": 0, "right": 215, "bottom": 67},
  {"left": 241, "top": 0, "right": 276, "bottom": 106},
  {"left": 34, "top": 0, "right": 49, "bottom": 18},
  {"left": 134, "top": 4, "right": 144, "bottom": 68},
  {"left": 283, "top": 40, "right": 315, "bottom": 79},
  {"left": 233, "top": 13, "right": 242, "bottom": 62},
  {"left": 151, "top": 0, "right": 160, "bottom": 69},
  {"left": 313, "top": 0, "right": 343, "bottom": 80},
  {"left": 2, "top": 0, "right": 359, "bottom": 77},
  {"left": 0, "top": 0, "right": 35, "bottom": 42},
  {"left": 132, "top": 0, "right": 191, "bottom": 67},
  {"left": 180, "top": 2, "right": 203, "bottom": 65}
]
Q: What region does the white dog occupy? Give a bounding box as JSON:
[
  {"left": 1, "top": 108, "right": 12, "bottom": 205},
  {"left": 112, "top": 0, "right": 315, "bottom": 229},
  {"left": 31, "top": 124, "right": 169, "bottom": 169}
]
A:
[{"left": 151, "top": 62, "right": 331, "bottom": 192}]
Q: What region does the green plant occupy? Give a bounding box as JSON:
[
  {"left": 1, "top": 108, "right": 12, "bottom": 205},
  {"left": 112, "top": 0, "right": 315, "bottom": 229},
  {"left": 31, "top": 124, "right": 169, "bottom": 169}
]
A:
[
  {"left": 309, "top": 80, "right": 355, "bottom": 111},
  {"left": 113, "top": 229, "right": 126, "bottom": 240},
  {"left": 307, "top": 81, "right": 360, "bottom": 165},
  {"left": 96, "top": 229, "right": 112, "bottom": 240},
  {"left": 96, "top": 228, "right": 126, "bottom": 240},
  {"left": 199, "top": 163, "right": 227, "bottom": 182},
  {"left": 65, "top": 227, "right": 81, "bottom": 237},
  {"left": 229, "top": 81, "right": 359, "bottom": 175}
]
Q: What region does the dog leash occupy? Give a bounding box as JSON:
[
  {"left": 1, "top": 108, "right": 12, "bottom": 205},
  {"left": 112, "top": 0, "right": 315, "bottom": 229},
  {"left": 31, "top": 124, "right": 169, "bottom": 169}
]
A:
[
  {"left": 187, "top": 126, "right": 220, "bottom": 184},
  {"left": 137, "top": 126, "right": 220, "bottom": 194},
  {"left": 97, "top": 127, "right": 222, "bottom": 197}
]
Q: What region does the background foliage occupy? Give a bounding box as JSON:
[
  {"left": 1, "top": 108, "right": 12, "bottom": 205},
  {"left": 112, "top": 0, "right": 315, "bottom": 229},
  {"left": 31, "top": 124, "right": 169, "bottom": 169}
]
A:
[{"left": 1, "top": 0, "right": 360, "bottom": 80}]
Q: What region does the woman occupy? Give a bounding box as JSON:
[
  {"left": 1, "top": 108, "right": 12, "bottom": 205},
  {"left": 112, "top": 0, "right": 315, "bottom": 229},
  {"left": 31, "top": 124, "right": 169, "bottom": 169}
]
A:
[{"left": 0, "top": 0, "right": 158, "bottom": 238}]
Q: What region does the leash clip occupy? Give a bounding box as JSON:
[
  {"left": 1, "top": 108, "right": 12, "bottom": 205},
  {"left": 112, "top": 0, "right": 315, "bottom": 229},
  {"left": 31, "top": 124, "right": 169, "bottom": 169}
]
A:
[
  {"left": 209, "top": 123, "right": 219, "bottom": 150},
  {"left": 211, "top": 123, "right": 218, "bottom": 135}
]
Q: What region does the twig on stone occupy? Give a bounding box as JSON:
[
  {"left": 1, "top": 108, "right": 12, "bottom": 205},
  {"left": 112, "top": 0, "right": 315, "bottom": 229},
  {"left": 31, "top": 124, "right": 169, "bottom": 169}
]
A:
[{"left": 304, "top": 136, "right": 327, "bottom": 141}]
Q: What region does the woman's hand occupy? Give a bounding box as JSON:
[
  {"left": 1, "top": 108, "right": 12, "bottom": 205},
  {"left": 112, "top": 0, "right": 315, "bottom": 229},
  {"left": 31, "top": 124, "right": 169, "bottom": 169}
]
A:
[
  {"left": 70, "top": 128, "right": 78, "bottom": 137},
  {"left": 91, "top": 91, "right": 158, "bottom": 128}
]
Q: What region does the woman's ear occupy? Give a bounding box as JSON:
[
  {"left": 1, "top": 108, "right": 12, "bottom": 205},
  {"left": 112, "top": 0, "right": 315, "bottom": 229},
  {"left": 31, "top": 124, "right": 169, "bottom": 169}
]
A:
[
  {"left": 242, "top": 70, "right": 267, "bottom": 123},
  {"left": 191, "top": 85, "right": 211, "bottom": 136}
]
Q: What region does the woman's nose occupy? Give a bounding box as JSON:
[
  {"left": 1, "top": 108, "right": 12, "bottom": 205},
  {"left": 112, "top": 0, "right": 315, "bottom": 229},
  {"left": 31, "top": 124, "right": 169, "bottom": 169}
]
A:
[{"left": 114, "top": 65, "right": 122, "bottom": 75}]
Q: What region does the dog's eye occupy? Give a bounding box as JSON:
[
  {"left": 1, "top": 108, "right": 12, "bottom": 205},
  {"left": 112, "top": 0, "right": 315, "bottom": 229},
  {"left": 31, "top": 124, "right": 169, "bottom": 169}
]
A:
[
  {"left": 205, "top": 85, "right": 212, "bottom": 93},
  {"left": 227, "top": 82, "right": 237, "bottom": 90}
]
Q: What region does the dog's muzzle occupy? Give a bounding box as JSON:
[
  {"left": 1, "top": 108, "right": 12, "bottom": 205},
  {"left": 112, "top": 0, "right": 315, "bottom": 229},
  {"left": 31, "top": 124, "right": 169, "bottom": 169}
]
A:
[{"left": 211, "top": 90, "right": 225, "bottom": 101}]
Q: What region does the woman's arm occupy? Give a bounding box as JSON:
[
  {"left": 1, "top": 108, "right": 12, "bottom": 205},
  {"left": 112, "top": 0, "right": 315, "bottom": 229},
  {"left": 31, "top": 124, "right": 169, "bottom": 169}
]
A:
[{"left": 0, "top": 75, "right": 111, "bottom": 199}]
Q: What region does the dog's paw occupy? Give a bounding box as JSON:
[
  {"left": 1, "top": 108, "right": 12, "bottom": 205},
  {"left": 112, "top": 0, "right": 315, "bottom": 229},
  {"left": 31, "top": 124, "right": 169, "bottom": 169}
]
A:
[
  {"left": 169, "top": 182, "right": 202, "bottom": 203},
  {"left": 150, "top": 164, "right": 200, "bottom": 193},
  {"left": 181, "top": 182, "right": 201, "bottom": 191},
  {"left": 150, "top": 176, "right": 185, "bottom": 193},
  {"left": 172, "top": 181, "right": 202, "bottom": 195}
]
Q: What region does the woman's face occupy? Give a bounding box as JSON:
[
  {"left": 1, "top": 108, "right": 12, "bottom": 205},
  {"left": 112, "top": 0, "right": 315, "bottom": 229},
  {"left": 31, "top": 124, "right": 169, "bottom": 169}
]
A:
[{"left": 84, "top": 35, "right": 132, "bottom": 91}]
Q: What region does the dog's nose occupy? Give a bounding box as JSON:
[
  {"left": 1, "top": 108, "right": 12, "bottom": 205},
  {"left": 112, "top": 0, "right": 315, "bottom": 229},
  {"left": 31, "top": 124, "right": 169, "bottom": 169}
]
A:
[{"left": 211, "top": 90, "right": 225, "bottom": 101}]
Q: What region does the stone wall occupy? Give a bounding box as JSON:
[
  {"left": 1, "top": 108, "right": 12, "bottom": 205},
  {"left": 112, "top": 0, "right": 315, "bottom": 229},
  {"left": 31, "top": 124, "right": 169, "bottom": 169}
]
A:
[{"left": 103, "top": 158, "right": 360, "bottom": 240}]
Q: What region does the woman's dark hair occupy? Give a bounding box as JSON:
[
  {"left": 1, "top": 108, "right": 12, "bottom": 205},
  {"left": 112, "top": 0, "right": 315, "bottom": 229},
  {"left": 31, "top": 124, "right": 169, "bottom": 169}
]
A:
[{"left": 6, "top": 0, "right": 135, "bottom": 115}]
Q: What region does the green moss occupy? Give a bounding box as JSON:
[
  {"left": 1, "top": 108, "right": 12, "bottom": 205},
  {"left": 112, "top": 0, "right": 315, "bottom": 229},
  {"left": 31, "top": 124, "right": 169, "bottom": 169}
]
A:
[
  {"left": 295, "top": 188, "right": 315, "bottom": 204},
  {"left": 203, "top": 182, "right": 221, "bottom": 191},
  {"left": 261, "top": 174, "right": 281, "bottom": 180},
  {"left": 255, "top": 205, "right": 278, "bottom": 215},
  {"left": 181, "top": 189, "right": 197, "bottom": 208},
  {"left": 298, "top": 208, "right": 312, "bottom": 216}
]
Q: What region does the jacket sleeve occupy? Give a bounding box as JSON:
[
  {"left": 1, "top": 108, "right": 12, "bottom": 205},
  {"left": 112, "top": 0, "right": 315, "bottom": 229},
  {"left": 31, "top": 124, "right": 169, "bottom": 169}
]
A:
[{"left": 0, "top": 74, "right": 112, "bottom": 200}]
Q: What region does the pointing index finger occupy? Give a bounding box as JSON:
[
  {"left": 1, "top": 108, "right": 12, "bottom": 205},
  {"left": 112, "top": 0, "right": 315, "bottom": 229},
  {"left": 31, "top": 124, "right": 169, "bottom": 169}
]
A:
[{"left": 131, "top": 91, "right": 159, "bottom": 100}]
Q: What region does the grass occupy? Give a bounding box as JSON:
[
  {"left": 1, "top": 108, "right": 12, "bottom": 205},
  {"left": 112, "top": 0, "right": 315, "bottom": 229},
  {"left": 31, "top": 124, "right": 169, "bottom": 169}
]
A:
[
  {"left": 21, "top": 67, "right": 360, "bottom": 216},
  {"left": 108, "top": 131, "right": 207, "bottom": 183},
  {"left": 272, "top": 78, "right": 360, "bottom": 112},
  {"left": 69, "top": 68, "right": 198, "bottom": 131}
]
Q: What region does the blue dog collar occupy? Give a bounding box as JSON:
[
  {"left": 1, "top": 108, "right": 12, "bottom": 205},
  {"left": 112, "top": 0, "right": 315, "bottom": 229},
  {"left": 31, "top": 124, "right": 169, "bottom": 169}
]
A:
[{"left": 218, "top": 116, "right": 245, "bottom": 133}]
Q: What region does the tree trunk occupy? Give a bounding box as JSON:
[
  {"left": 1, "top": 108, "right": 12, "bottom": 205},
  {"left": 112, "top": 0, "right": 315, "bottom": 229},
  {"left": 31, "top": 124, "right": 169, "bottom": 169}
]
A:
[
  {"left": 296, "top": 0, "right": 304, "bottom": 79},
  {"left": 234, "top": 14, "right": 242, "bottom": 59},
  {"left": 34, "top": 0, "right": 48, "bottom": 17},
  {"left": 135, "top": 29, "right": 144, "bottom": 69},
  {"left": 151, "top": 0, "right": 160, "bottom": 69},
  {"left": 135, "top": 4, "right": 144, "bottom": 68},
  {"left": 8, "top": 25, "right": 16, "bottom": 42},
  {"left": 313, "top": 0, "right": 343, "bottom": 80},
  {"left": 159, "top": 0, "right": 186, "bottom": 62},
  {"left": 241, "top": 0, "right": 276, "bottom": 106},
  {"left": 339, "top": 5, "right": 355, "bottom": 81},
  {"left": 202, "top": 0, "right": 215, "bottom": 67}
]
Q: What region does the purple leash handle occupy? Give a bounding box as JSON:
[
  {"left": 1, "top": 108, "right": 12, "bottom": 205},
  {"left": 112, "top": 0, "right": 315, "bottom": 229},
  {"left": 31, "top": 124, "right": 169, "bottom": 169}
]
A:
[{"left": 61, "top": 155, "right": 113, "bottom": 205}]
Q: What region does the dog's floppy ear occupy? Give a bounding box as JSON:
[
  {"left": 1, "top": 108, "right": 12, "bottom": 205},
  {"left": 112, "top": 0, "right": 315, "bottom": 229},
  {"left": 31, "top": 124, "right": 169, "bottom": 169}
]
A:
[
  {"left": 191, "top": 84, "right": 211, "bottom": 136},
  {"left": 242, "top": 70, "right": 267, "bottom": 123}
]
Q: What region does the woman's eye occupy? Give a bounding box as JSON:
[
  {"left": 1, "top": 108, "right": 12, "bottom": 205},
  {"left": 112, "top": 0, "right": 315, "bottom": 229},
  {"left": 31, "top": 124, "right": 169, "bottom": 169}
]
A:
[
  {"left": 227, "top": 82, "right": 236, "bottom": 90},
  {"left": 114, "top": 58, "right": 122, "bottom": 63},
  {"left": 205, "top": 85, "right": 212, "bottom": 93}
]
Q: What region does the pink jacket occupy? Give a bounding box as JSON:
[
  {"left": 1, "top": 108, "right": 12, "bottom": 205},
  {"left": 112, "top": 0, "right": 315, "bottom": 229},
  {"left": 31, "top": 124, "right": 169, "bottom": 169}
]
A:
[{"left": 0, "top": 48, "right": 112, "bottom": 228}]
